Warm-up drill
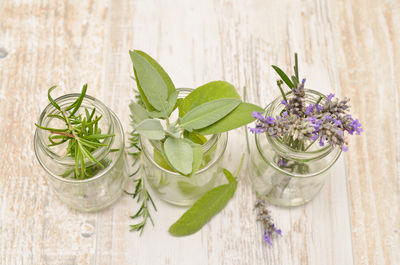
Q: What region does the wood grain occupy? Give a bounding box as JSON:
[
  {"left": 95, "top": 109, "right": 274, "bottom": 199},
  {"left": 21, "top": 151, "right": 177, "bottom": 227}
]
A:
[{"left": 0, "top": 0, "right": 398, "bottom": 264}]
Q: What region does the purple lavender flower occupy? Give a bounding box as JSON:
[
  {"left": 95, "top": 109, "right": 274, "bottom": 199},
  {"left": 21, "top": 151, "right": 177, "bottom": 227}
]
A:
[
  {"left": 281, "top": 100, "right": 288, "bottom": 106},
  {"left": 327, "top": 93, "right": 335, "bottom": 101},
  {"left": 252, "top": 111, "right": 265, "bottom": 122},
  {"left": 333, "top": 119, "right": 342, "bottom": 126},
  {"left": 342, "top": 145, "right": 349, "bottom": 152},
  {"left": 310, "top": 133, "right": 319, "bottom": 141},
  {"left": 305, "top": 104, "right": 314, "bottom": 115},
  {"left": 249, "top": 126, "right": 266, "bottom": 134},
  {"left": 266, "top": 116, "right": 275, "bottom": 125},
  {"left": 282, "top": 111, "right": 288, "bottom": 117},
  {"left": 316, "top": 104, "right": 323, "bottom": 112},
  {"left": 350, "top": 118, "right": 363, "bottom": 135},
  {"left": 264, "top": 231, "right": 272, "bottom": 245},
  {"left": 278, "top": 158, "right": 288, "bottom": 166},
  {"left": 319, "top": 136, "right": 325, "bottom": 146},
  {"left": 255, "top": 199, "right": 281, "bottom": 245}
]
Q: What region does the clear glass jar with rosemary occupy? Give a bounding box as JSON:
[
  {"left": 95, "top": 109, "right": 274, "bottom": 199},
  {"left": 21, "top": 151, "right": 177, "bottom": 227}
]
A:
[
  {"left": 247, "top": 54, "right": 362, "bottom": 207},
  {"left": 34, "top": 85, "right": 128, "bottom": 212}
]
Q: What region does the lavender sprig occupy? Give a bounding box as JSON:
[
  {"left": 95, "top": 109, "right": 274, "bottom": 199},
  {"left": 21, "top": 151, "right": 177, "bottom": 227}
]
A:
[
  {"left": 255, "top": 199, "right": 282, "bottom": 245},
  {"left": 250, "top": 54, "right": 362, "bottom": 152}
]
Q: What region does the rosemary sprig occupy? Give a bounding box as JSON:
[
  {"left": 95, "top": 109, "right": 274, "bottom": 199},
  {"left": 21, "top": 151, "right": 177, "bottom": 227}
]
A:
[
  {"left": 126, "top": 154, "right": 157, "bottom": 235},
  {"left": 35, "top": 84, "right": 114, "bottom": 179},
  {"left": 127, "top": 92, "right": 157, "bottom": 234}
]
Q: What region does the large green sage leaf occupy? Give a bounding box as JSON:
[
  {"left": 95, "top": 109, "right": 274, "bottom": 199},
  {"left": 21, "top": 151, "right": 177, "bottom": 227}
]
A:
[
  {"left": 133, "top": 50, "right": 176, "bottom": 96},
  {"left": 163, "top": 137, "right": 193, "bottom": 175},
  {"left": 168, "top": 169, "right": 237, "bottom": 236},
  {"left": 129, "top": 101, "right": 149, "bottom": 124},
  {"left": 135, "top": 119, "right": 165, "bottom": 140},
  {"left": 181, "top": 98, "right": 240, "bottom": 131},
  {"left": 130, "top": 51, "right": 168, "bottom": 112},
  {"left": 178, "top": 81, "right": 241, "bottom": 117},
  {"left": 196, "top": 102, "right": 263, "bottom": 135}
]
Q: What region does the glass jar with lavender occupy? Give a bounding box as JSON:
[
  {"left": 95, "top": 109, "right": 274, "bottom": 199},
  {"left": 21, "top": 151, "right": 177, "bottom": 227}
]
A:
[
  {"left": 34, "top": 90, "right": 128, "bottom": 212},
  {"left": 247, "top": 53, "right": 363, "bottom": 207},
  {"left": 247, "top": 88, "right": 360, "bottom": 207}
]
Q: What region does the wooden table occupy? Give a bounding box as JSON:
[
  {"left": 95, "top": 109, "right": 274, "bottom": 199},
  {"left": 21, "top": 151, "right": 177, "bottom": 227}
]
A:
[{"left": 1, "top": 0, "right": 399, "bottom": 264}]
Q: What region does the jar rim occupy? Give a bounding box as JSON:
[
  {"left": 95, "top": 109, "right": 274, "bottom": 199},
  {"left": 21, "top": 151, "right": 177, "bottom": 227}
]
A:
[
  {"left": 34, "top": 96, "right": 125, "bottom": 183},
  {"left": 254, "top": 89, "right": 342, "bottom": 178}
]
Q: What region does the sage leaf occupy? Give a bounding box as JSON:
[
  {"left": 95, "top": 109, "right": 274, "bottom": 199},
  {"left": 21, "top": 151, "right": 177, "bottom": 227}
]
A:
[
  {"left": 132, "top": 67, "right": 155, "bottom": 111},
  {"left": 181, "top": 98, "right": 240, "bottom": 131},
  {"left": 183, "top": 140, "right": 203, "bottom": 176},
  {"left": 179, "top": 81, "right": 241, "bottom": 117},
  {"left": 166, "top": 90, "right": 179, "bottom": 116},
  {"left": 130, "top": 50, "right": 168, "bottom": 112},
  {"left": 183, "top": 131, "right": 207, "bottom": 145},
  {"left": 135, "top": 119, "right": 165, "bottom": 140},
  {"left": 154, "top": 147, "right": 174, "bottom": 171},
  {"left": 163, "top": 137, "right": 193, "bottom": 175},
  {"left": 168, "top": 169, "right": 237, "bottom": 236},
  {"left": 271, "top": 65, "right": 294, "bottom": 89},
  {"left": 196, "top": 102, "right": 264, "bottom": 135},
  {"left": 133, "top": 50, "right": 176, "bottom": 96},
  {"left": 129, "top": 101, "right": 149, "bottom": 124}
]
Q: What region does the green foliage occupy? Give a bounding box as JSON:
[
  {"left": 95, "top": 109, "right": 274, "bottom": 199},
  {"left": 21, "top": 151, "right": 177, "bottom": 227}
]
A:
[
  {"left": 168, "top": 169, "right": 237, "bottom": 236},
  {"left": 135, "top": 119, "right": 165, "bottom": 140},
  {"left": 178, "top": 81, "right": 241, "bottom": 117},
  {"left": 129, "top": 50, "right": 260, "bottom": 175},
  {"left": 181, "top": 98, "right": 240, "bottom": 131},
  {"left": 195, "top": 102, "right": 263, "bottom": 135},
  {"left": 163, "top": 137, "right": 193, "bottom": 175},
  {"left": 35, "top": 85, "right": 114, "bottom": 180},
  {"left": 271, "top": 65, "right": 294, "bottom": 89}
]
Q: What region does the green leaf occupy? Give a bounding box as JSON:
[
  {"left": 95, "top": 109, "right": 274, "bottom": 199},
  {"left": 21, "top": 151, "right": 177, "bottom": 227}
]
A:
[
  {"left": 181, "top": 98, "right": 240, "bottom": 131},
  {"left": 153, "top": 147, "right": 174, "bottom": 171},
  {"left": 129, "top": 101, "right": 149, "bottom": 124},
  {"left": 133, "top": 50, "right": 176, "bottom": 96},
  {"left": 130, "top": 51, "right": 168, "bottom": 112},
  {"left": 69, "top": 84, "right": 87, "bottom": 116},
  {"left": 163, "top": 137, "right": 193, "bottom": 175},
  {"left": 196, "top": 102, "right": 263, "bottom": 135},
  {"left": 47, "top": 86, "right": 61, "bottom": 111},
  {"left": 168, "top": 169, "right": 237, "bottom": 236},
  {"left": 166, "top": 90, "right": 179, "bottom": 116},
  {"left": 178, "top": 81, "right": 241, "bottom": 117},
  {"left": 271, "top": 65, "right": 294, "bottom": 89},
  {"left": 183, "top": 131, "right": 207, "bottom": 145},
  {"left": 132, "top": 67, "right": 155, "bottom": 111},
  {"left": 181, "top": 139, "right": 203, "bottom": 176},
  {"left": 135, "top": 119, "right": 165, "bottom": 140}
]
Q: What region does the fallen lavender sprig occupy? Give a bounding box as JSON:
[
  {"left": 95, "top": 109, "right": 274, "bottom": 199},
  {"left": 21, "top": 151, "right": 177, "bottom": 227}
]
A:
[
  {"left": 250, "top": 55, "right": 362, "bottom": 152},
  {"left": 255, "top": 199, "right": 282, "bottom": 245}
]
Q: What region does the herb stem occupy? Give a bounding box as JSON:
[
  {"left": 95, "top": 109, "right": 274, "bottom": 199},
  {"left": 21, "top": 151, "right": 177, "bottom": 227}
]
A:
[{"left": 315, "top": 96, "right": 323, "bottom": 105}]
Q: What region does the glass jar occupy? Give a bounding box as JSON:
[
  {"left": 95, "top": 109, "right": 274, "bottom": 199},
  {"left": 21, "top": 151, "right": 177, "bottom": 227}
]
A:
[
  {"left": 34, "top": 94, "right": 128, "bottom": 212},
  {"left": 140, "top": 89, "right": 229, "bottom": 206},
  {"left": 247, "top": 90, "right": 342, "bottom": 207}
]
